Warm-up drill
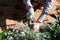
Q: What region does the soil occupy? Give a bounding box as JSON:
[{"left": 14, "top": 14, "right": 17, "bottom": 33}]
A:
[{"left": 0, "top": 0, "right": 60, "bottom": 30}]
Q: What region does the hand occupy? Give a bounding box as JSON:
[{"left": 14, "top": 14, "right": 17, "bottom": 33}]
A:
[{"left": 27, "top": 8, "right": 34, "bottom": 20}]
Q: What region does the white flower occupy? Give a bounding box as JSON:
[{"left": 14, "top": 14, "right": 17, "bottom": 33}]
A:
[
  {"left": 8, "top": 36, "right": 13, "bottom": 40},
  {"left": 21, "top": 32, "right": 25, "bottom": 36}
]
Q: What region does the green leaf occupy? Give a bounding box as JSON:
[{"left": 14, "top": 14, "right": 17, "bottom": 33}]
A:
[{"left": 56, "top": 8, "right": 60, "bottom": 10}]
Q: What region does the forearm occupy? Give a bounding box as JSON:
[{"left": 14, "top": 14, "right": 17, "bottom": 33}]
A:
[
  {"left": 42, "top": 0, "right": 54, "bottom": 14},
  {"left": 38, "top": 0, "right": 54, "bottom": 23},
  {"left": 23, "top": 0, "right": 34, "bottom": 19}
]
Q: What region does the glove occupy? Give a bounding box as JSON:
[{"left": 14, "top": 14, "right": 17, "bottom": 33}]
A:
[{"left": 27, "top": 8, "right": 34, "bottom": 20}]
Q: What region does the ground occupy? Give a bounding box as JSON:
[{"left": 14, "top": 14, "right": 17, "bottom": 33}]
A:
[{"left": 0, "top": 0, "right": 60, "bottom": 31}]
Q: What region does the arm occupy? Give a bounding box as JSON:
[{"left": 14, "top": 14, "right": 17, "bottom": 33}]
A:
[
  {"left": 38, "top": 0, "right": 54, "bottom": 23},
  {"left": 23, "top": 0, "right": 32, "bottom": 9},
  {"left": 23, "top": 0, "right": 34, "bottom": 20},
  {"left": 43, "top": 0, "right": 54, "bottom": 13}
]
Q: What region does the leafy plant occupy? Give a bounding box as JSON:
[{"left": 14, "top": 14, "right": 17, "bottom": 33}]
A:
[{"left": 0, "top": 30, "right": 8, "bottom": 40}]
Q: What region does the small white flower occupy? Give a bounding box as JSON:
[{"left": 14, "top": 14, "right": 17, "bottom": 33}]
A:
[
  {"left": 8, "top": 36, "right": 13, "bottom": 40},
  {"left": 21, "top": 32, "right": 25, "bottom": 36},
  {"left": 5, "top": 33, "right": 7, "bottom": 35},
  {"left": 16, "top": 30, "right": 19, "bottom": 33}
]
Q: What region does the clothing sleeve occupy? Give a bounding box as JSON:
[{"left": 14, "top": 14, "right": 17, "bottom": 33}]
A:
[
  {"left": 23, "top": 0, "right": 34, "bottom": 20},
  {"left": 23, "top": 0, "right": 32, "bottom": 9},
  {"left": 38, "top": 0, "right": 54, "bottom": 23},
  {"left": 42, "top": 0, "right": 54, "bottom": 14}
]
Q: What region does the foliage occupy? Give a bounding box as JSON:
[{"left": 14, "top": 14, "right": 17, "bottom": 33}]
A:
[
  {"left": 1, "top": 29, "right": 51, "bottom": 40},
  {"left": 56, "top": 8, "right": 60, "bottom": 10},
  {"left": 0, "top": 30, "right": 8, "bottom": 40},
  {"left": 41, "top": 21, "right": 60, "bottom": 40},
  {"left": 0, "top": 22, "right": 60, "bottom": 40}
]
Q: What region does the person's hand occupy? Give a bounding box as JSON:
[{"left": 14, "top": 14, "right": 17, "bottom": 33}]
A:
[{"left": 27, "top": 8, "right": 34, "bottom": 20}]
